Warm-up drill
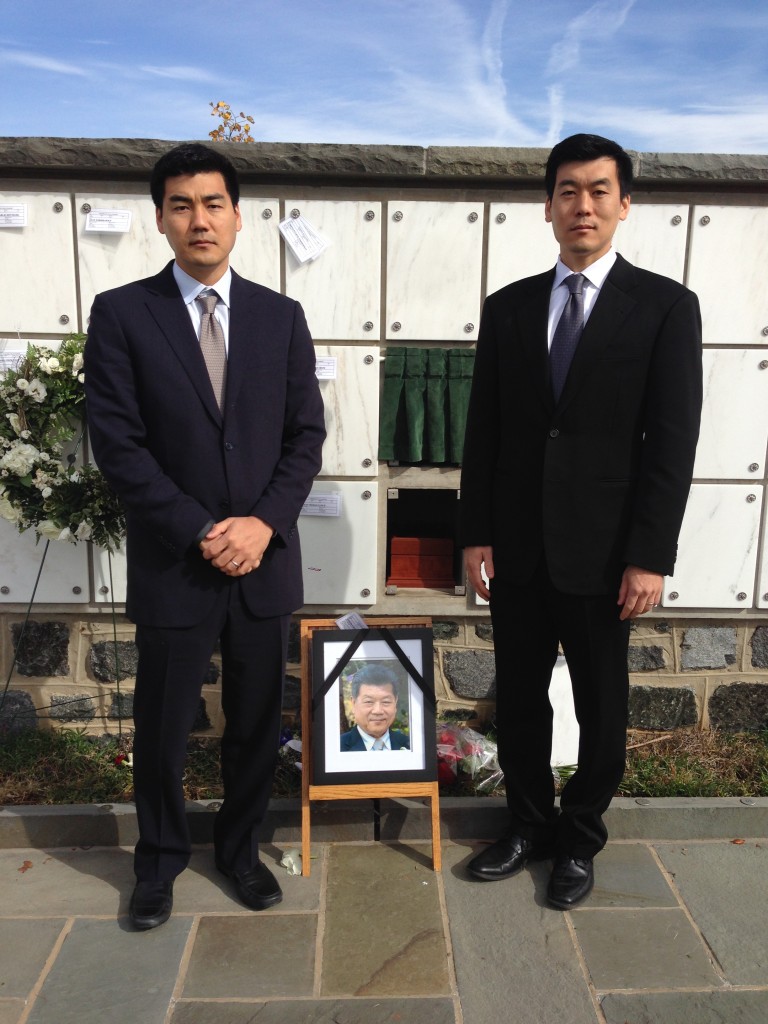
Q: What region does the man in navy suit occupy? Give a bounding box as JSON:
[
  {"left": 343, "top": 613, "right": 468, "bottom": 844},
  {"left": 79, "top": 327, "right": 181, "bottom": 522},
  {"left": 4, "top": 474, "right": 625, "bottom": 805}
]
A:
[
  {"left": 340, "top": 664, "right": 410, "bottom": 751},
  {"left": 85, "top": 144, "right": 325, "bottom": 929},
  {"left": 460, "top": 134, "right": 701, "bottom": 909}
]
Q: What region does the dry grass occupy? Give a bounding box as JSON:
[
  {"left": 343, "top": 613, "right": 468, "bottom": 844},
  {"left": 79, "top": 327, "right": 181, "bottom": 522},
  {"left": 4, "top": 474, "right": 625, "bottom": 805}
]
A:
[{"left": 1, "top": 727, "right": 767, "bottom": 805}]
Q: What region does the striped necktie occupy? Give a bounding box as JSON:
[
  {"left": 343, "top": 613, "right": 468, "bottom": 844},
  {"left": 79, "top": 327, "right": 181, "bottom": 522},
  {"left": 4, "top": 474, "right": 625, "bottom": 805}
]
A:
[
  {"left": 197, "top": 291, "right": 227, "bottom": 410},
  {"left": 549, "top": 273, "right": 585, "bottom": 402}
]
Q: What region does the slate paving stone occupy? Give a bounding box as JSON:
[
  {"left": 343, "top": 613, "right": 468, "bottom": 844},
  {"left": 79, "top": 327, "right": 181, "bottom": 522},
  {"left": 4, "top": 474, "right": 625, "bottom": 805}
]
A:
[
  {"left": 171, "top": 998, "right": 457, "bottom": 1023},
  {"left": 0, "top": 919, "right": 65, "bottom": 997},
  {"left": 589, "top": 843, "right": 678, "bottom": 908},
  {"left": 2, "top": 847, "right": 132, "bottom": 917},
  {"left": 572, "top": 908, "right": 720, "bottom": 990},
  {"left": 440, "top": 841, "right": 597, "bottom": 1024},
  {"left": 25, "top": 917, "right": 192, "bottom": 1024},
  {"left": 0, "top": 1000, "right": 25, "bottom": 1024},
  {"left": 321, "top": 842, "right": 450, "bottom": 997},
  {"left": 601, "top": 990, "right": 768, "bottom": 1024},
  {"left": 655, "top": 841, "right": 768, "bottom": 986},
  {"left": 182, "top": 915, "right": 317, "bottom": 998}
]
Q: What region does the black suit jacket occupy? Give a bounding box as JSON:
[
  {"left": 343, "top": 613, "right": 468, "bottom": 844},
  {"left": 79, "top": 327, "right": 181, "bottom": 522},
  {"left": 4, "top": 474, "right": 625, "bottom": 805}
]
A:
[
  {"left": 339, "top": 728, "right": 411, "bottom": 752},
  {"left": 459, "top": 254, "right": 702, "bottom": 594},
  {"left": 84, "top": 263, "right": 325, "bottom": 626}
]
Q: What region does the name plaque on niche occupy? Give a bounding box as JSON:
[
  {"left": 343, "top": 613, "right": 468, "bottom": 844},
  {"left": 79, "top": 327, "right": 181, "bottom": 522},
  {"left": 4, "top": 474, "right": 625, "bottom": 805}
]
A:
[
  {"left": 0, "top": 204, "right": 27, "bottom": 228},
  {"left": 84, "top": 209, "right": 132, "bottom": 233}
]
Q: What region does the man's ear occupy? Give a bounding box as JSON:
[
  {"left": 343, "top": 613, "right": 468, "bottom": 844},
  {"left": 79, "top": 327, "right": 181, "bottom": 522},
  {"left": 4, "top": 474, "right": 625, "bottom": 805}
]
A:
[{"left": 155, "top": 207, "right": 165, "bottom": 235}]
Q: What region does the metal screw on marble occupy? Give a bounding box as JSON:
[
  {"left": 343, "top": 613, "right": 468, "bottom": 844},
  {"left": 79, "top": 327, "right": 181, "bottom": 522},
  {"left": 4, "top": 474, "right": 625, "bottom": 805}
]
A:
[
  {"left": 362, "top": 491, "right": 371, "bottom": 500},
  {"left": 262, "top": 209, "right": 272, "bottom": 219},
  {"left": 59, "top": 315, "right": 69, "bottom": 324},
  {"left": 737, "top": 592, "right": 747, "bottom": 601},
  {"left": 762, "top": 328, "right": 768, "bottom": 338},
  {"left": 747, "top": 494, "right": 757, "bottom": 502},
  {"left": 363, "top": 354, "right": 374, "bottom": 364},
  {"left": 53, "top": 202, "right": 63, "bottom": 213},
  {"left": 668, "top": 591, "right": 679, "bottom": 600},
  {"left": 468, "top": 212, "right": 478, "bottom": 223},
  {"left": 364, "top": 322, "right": 374, "bottom": 332},
  {"left": 81, "top": 203, "right": 91, "bottom": 213},
  {"left": 496, "top": 212, "right": 506, "bottom": 223},
  {"left": 290, "top": 208, "right": 300, "bottom": 218},
  {"left": 365, "top": 210, "right": 375, "bottom": 221},
  {"left": 749, "top": 463, "right": 760, "bottom": 472},
  {"left": 72, "top": 586, "right": 82, "bottom": 595},
  {"left": 700, "top": 215, "right": 710, "bottom": 225},
  {"left": 393, "top": 210, "right": 403, "bottom": 221},
  {"left": 0, "top": 586, "right": 9, "bottom": 594},
  {"left": 671, "top": 215, "right": 682, "bottom": 225},
  {"left": 99, "top": 586, "right": 109, "bottom": 594},
  {"left": 362, "top": 459, "right": 372, "bottom": 468},
  {"left": 391, "top": 322, "right": 401, "bottom": 332},
  {"left": 464, "top": 323, "right": 474, "bottom": 333},
  {"left": 361, "top": 588, "right": 371, "bottom": 598},
  {"left": 760, "top": 359, "right": 768, "bottom": 368}
]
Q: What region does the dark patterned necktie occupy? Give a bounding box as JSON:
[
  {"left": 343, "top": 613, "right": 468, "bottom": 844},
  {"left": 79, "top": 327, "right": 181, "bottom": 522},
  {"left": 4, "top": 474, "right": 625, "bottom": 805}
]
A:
[
  {"left": 197, "top": 291, "right": 227, "bottom": 410},
  {"left": 549, "top": 273, "right": 585, "bottom": 402}
]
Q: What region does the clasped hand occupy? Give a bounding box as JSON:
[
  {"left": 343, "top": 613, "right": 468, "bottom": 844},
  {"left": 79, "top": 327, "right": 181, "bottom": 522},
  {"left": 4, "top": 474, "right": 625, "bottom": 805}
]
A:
[{"left": 199, "top": 516, "right": 274, "bottom": 576}]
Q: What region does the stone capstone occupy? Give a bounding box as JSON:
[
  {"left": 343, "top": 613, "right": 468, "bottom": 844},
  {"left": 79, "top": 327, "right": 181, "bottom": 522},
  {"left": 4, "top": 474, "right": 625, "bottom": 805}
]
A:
[
  {"left": 628, "top": 685, "right": 698, "bottom": 730},
  {"left": 681, "top": 627, "right": 737, "bottom": 670},
  {"left": 11, "top": 621, "right": 69, "bottom": 677},
  {"left": 442, "top": 649, "right": 496, "bottom": 700},
  {"left": 708, "top": 683, "right": 768, "bottom": 732}
]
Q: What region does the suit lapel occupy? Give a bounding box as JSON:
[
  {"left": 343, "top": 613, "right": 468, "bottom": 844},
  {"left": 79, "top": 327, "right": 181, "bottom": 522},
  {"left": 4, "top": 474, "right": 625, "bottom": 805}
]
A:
[
  {"left": 143, "top": 263, "right": 223, "bottom": 425},
  {"left": 514, "top": 270, "right": 555, "bottom": 411},
  {"left": 556, "top": 254, "right": 638, "bottom": 408},
  {"left": 225, "top": 271, "right": 261, "bottom": 416}
]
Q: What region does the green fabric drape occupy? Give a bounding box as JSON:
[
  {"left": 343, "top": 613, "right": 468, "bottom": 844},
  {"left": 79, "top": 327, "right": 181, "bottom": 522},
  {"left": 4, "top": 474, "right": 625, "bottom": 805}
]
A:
[{"left": 379, "top": 346, "right": 474, "bottom": 464}]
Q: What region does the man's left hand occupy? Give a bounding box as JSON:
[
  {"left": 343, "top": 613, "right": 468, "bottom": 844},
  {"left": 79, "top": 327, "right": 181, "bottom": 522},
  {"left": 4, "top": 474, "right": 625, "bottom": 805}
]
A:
[
  {"left": 618, "top": 565, "right": 663, "bottom": 620},
  {"left": 200, "top": 516, "right": 275, "bottom": 576}
]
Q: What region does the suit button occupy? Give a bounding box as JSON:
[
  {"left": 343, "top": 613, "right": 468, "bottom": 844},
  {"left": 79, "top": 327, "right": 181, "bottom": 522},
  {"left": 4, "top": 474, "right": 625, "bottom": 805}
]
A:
[
  {"left": 219, "top": 501, "right": 230, "bottom": 511},
  {"left": 549, "top": 428, "right": 559, "bottom": 438},
  {"left": 224, "top": 442, "right": 234, "bottom": 451}
]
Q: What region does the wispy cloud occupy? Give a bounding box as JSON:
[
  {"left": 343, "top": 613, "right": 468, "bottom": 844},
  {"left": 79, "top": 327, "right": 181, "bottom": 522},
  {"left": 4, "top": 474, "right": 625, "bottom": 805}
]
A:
[
  {"left": 0, "top": 48, "right": 89, "bottom": 76},
  {"left": 140, "top": 65, "right": 219, "bottom": 83},
  {"left": 546, "top": 0, "right": 637, "bottom": 75}
]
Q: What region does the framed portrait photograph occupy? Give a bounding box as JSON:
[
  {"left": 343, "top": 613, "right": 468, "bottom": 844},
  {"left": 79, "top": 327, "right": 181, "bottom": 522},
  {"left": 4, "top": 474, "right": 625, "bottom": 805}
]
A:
[{"left": 311, "top": 626, "right": 437, "bottom": 786}]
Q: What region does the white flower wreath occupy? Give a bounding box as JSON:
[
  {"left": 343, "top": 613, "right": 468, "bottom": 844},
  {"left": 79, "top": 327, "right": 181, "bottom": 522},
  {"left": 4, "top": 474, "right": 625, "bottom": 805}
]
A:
[{"left": 0, "top": 334, "right": 125, "bottom": 551}]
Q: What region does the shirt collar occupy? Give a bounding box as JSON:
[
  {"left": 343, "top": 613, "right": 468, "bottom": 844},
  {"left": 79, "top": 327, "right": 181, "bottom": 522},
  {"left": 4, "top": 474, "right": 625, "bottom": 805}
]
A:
[
  {"left": 554, "top": 248, "right": 617, "bottom": 291},
  {"left": 172, "top": 262, "right": 232, "bottom": 308},
  {"left": 357, "top": 726, "right": 391, "bottom": 750}
]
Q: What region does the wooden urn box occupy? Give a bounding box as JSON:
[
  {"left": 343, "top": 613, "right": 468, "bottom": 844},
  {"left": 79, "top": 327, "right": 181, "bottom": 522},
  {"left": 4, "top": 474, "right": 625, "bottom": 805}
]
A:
[{"left": 387, "top": 536, "right": 455, "bottom": 588}]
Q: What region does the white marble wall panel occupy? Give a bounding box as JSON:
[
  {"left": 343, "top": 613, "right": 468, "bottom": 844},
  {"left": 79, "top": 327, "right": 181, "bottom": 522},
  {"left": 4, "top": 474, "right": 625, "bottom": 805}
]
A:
[
  {"left": 386, "top": 202, "right": 483, "bottom": 340},
  {"left": 613, "top": 204, "right": 688, "bottom": 282},
  {"left": 487, "top": 203, "right": 556, "bottom": 296},
  {"left": 92, "top": 544, "right": 127, "bottom": 604},
  {"left": 284, "top": 201, "right": 381, "bottom": 339},
  {"left": 76, "top": 196, "right": 280, "bottom": 322},
  {"left": 758, "top": 511, "right": 768, "bottom": 610},
  {"left": 300, "top": 481, "right": 377, "bottom": 604},
  {"left": 315, "top": 345, "right": 379, "bottom": 477},
  {"left": 0, "top": 192, "right": 78, "bottom": 334},
  {"left": 687, "top": 206, "right": 768, "bottom": 345},
  {"left": 0, "top": 520, "right": 88, "bottom": 603},
  {"left": 695, "top": 349, "right": 768, "bottom": 479},
  {"left": 663, "top": 483, "right": 763, "bottom": 608}
]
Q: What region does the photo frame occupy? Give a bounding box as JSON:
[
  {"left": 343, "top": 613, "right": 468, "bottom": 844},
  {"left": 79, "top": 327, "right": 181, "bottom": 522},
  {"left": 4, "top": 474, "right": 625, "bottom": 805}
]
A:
[{"left": 311, "top": 626, "right": 437, "bottom": 786}]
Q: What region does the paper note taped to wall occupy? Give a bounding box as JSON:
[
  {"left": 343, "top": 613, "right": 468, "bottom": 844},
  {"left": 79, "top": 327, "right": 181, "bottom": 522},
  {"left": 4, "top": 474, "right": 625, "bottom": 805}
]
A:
[
  {"left": 301, "top": 493, "right": 342, "bottom": 517},
  {"left": 0, "top": 205, "right": 27, "bottom": 227},
  {"left": 85, "top": 209, "right": 132, "bottom": 233},
  {"left": 279, "top": 214, "right": 330, "bottom": 263},
  {"left": 315, "top": 357, "right": 337, "bottom": 380}
]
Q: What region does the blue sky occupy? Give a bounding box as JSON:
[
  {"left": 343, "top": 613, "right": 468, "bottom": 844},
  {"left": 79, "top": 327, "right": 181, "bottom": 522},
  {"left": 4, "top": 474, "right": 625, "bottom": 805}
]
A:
[{"left": 1, "top": 0, "right": 766, "bottom": 153}]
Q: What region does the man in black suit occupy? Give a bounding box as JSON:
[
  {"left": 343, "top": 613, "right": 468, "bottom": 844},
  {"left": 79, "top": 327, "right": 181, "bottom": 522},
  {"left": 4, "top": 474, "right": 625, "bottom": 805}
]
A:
[
  {"left": 340, "top": 664, "right": 410, "bottom": 751},
  {"left": 459, "top": 134, "right": 702, "bottom": 909},
  {"left": 85, "top": 144, "right": 325, "bottom": 929}
]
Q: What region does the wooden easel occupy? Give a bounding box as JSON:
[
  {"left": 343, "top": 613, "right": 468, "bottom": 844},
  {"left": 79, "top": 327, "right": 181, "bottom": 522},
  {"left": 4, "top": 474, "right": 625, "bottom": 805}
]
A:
[{"left": 299, "top": 617, "right": 441, "bottom": 875}]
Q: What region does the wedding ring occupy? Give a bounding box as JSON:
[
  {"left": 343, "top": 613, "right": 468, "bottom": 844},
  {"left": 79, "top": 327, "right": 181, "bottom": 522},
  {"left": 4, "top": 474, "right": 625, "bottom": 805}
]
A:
[{"left": 230, "top": 560, "right": 240, "bottom": 568}]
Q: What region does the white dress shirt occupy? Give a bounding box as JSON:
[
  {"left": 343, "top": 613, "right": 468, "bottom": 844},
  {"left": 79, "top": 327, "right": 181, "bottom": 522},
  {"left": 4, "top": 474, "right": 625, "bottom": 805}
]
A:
[{"left": 546, "top": 249, "right": 617, "bottom": 349}]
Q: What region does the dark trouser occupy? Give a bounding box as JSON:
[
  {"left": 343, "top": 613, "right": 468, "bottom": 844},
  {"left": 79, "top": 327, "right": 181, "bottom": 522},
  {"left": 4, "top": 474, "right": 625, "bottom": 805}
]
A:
[
  {"left": 489, "top": 560, "right": 630, "bottom": 858},
  {"left": 132, "top": 585, "right": 288, "bottom": 882}
]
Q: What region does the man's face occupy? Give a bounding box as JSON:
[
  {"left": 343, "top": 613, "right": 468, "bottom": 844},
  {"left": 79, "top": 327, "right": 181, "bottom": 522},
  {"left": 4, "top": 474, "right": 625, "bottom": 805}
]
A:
[
  {"left": 352, "top": 683, "right": 397, "bottom": 739},
  {"left": 545, "top": 157, "right": 630, "bottom": 270},
  {"left": 156, "top": 171, "right": 241, "bottom": 284}
]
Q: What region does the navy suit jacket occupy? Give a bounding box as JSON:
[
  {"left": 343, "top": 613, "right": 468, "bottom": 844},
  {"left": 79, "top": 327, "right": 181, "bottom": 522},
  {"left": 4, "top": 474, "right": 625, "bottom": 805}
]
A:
[
  {"left": 460, "top": 254, "right": 702, "bottom": 594},
  {"left": 340, "top": 728, "right": 411, "bottom": 752},
  {"left": 84, "top": 262, "right": 325, "bottom": 627}
]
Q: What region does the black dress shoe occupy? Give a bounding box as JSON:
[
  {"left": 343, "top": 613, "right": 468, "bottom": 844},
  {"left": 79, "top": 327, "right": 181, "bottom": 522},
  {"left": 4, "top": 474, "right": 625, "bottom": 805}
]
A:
[
  {"left": 547, "top": 855, "right": 594, "bottom": 909},
  {"left": 129, "top": 880, "right": 174, "bottom": 930},
  {"left": 217, "top": 860, "right": 283, "bottom": 910},
  {"left": 468, "top": 834, "right": 554, "bottom": 881}
]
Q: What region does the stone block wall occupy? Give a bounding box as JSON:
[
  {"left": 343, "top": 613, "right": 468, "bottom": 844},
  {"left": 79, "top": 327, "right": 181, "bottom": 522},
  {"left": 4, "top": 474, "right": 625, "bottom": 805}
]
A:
[{"left": 2, "top": 613, "right": 767, "bottom": 737}]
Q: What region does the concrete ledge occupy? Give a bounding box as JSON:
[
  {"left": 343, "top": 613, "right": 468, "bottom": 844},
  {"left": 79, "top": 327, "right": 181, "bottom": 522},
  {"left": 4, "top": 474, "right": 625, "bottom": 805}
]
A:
[{"left": 2, "top": 796, "right": 767, "bottom": 849}]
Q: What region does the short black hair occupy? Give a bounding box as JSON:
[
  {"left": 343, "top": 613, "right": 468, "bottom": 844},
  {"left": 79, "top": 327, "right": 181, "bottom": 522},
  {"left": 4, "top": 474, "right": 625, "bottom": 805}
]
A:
[
  {"left": 350, "top": 663, "right": 399, "bottom": 700},
  {"left": 545, "top": 133, "right": 633, "bottom": 199},
  {"left": 150, "top": 143, "right": 240, "bottom": 209}
]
